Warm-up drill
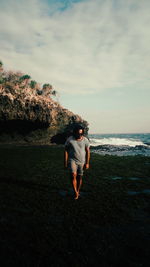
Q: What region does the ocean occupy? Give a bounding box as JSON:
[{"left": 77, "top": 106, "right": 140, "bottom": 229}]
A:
[{"left": 89, "top": 133, "right": 150, "bottom": 156}]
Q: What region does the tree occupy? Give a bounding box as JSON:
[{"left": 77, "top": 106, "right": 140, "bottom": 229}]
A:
[
  {"left": 20, "top": 74, "right": 31, "bottom": 87},
  {"left": 42, "top": 83, "right": 53, "bottom": 90},
  {"left": 0, "top": 76, "right": 3, "bottom": 84},
  {"left": 51, "top": 90, "right": 57, "bottom": 96},
  {"left": 0, "top": 61, "right": 3, "bottom": 72},
  {"left": 42, "top": 83, "right": 53, "bottom": 96},
  {"left": 0, "top": 61, "right": 3, "bottom": 84},
  {"left": 20, "top": 75, "right": 31, "bottom": 80},
  {"left": 36, "top": 89, "right": 42, "bottom": 95},
  {"left": 30, "top": 80, "right": 37, "bottom": 89}
]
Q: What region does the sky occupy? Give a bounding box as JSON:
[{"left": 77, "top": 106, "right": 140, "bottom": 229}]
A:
[{"left": 0, "top": 0, "right": 150, "bottom": 134}]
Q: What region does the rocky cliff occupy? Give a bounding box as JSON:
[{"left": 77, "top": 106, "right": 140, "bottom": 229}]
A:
[{"left": 0, "top": 63, "right": 88, "bottom": 144}]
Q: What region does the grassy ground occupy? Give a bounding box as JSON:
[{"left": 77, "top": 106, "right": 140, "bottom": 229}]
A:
[{"left": 0, "top": 145, "right": 150, "bottom": 267}]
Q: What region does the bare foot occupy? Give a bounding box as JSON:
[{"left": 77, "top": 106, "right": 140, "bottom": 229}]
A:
[{"left": 74, "top": 192, "right": 79, "bottom": 200}]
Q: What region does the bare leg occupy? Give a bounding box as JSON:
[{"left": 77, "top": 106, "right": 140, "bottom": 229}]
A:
[
  {"left": 71, "top": 173, "right": 79, "bottom": 199},
  {"left": 77, "top": 175, "right": 83, "bottom": 196}
]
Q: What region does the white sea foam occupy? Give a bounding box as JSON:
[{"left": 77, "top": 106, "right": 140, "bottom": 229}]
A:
[{"left": 90, "top": 137, "right": 147, "bottom": 147}]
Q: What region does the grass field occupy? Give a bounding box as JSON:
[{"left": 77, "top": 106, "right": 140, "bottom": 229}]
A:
[{"left": 0, "top": 145, "right": 150, "bottom": 266}]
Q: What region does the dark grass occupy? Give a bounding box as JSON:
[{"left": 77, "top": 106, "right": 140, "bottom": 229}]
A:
[{"left": 0, "top": 145, "right": 150, "bottom": 267}]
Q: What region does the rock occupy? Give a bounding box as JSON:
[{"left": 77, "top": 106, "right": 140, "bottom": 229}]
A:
[{"left": 0, "top": 71, "right": 88, "bottom": 144}]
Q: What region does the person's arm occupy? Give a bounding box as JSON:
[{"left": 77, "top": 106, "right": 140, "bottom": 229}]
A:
[
  {"left": 85, "top": 147, "right": 90, "bottom": 169},
  {"left": 64, "top": 149, "right": 69, "bottom": 168}
]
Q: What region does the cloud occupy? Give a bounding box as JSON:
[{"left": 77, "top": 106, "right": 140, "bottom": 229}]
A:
[{"left": 0, "top": 0, "right": 150, "bottom": 95}]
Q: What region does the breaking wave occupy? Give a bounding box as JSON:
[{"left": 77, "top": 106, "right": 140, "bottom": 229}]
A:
[
  {"left": 90, "top": 137, "right": 148, "bottom": 147},
  {"left": 89, "top": 133, "right": 150, "bottom": 156}
]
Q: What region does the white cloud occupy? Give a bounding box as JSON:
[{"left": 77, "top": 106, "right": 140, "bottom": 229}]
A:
[{"left": 0, "top": 0, "right": 150, "bottom": 94}]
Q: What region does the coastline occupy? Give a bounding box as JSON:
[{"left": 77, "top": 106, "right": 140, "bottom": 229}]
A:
[{"left": 0, "top": 145, "right": 150, "bottom": 266}]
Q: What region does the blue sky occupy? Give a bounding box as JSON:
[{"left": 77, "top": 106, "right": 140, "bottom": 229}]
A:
[{"left": 0, "top": 0, "right": 150, "bottom": 133}]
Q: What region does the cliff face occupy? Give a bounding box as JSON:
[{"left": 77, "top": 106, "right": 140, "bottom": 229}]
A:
[{"left": 0, "top": 68, "right": 88, "bottom": 144}]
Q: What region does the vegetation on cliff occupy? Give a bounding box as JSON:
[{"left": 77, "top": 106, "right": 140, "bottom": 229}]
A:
[{"left": 0, "top": 61, "right": 88, "bottom": 143}]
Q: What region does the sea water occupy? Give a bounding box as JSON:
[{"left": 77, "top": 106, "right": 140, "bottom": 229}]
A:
[{"left": 89, "top": 133, "right": 150, "bottom": 156}]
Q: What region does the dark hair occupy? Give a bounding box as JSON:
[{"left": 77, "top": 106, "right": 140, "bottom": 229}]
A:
[{"left": 73, "top": 124, "right": 84, "bottom": 137}]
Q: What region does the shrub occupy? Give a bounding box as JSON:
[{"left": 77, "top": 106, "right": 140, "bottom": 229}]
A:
[
  {"left": 20, "top": 75, "right": 31, "bottom": 80},
  {"left": 0, "top": 60, "right": 3, "bottom": 67},
  {"left": 43, "top": 83, "right": 53, "bottom": 90},
  {"left": 30, "top": 80, "right": 37, "bottom": 89}
]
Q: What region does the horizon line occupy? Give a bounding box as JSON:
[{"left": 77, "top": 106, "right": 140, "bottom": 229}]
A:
[{"left": 88, "top": 132, "right": 150, "bottom": 135}]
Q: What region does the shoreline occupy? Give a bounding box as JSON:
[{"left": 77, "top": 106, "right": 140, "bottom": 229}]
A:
[{"left": 1, "top": 142, "right": 150, "bottom": 158}]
